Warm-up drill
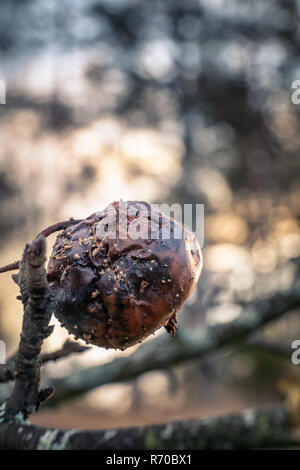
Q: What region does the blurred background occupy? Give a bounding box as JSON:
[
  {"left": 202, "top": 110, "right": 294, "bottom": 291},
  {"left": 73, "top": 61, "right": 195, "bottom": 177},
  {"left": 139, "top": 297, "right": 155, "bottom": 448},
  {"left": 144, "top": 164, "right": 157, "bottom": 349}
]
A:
[{"left": 0, "top": 0, "right": 300, "bottom": 430}]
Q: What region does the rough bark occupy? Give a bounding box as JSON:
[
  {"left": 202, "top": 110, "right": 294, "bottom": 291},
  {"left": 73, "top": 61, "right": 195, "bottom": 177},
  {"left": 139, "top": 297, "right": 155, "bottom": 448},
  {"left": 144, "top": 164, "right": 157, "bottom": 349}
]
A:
[
  {"left": 3, "top": 236, "right": 53, "bottom": 421},
  {"left": 0, "top": 405, "right": 297, "bottom": 450}
]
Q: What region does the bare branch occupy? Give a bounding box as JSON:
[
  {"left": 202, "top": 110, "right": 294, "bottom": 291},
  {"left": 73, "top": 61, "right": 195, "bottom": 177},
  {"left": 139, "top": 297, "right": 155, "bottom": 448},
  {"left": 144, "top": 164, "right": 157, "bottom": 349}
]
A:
[
  {"left": 0, "top": 340, "right": 89, "bottom": 384},
  {"left": 37, "top": 219, "right": 82, "bottom": 238},
  {"left": 40, "top": 340, "right": 89, "bottom": 364},
  {"left": 0, "top": 218, "right": 82, "bottom": 274},
  {"left": 239, "top": 339, "right": 293, "bottom": 360},
  {"left": 3, "top": 236, "right": 53, "bottom": 421},
  {"left": 0, "top": 262, "right": 20, "bottom": 274},
  {"left": 0, "top": 405, "right": 297, "bottom": 450},
  {"left": 0, "top": 357, "right": 16, "bottom": 383}
]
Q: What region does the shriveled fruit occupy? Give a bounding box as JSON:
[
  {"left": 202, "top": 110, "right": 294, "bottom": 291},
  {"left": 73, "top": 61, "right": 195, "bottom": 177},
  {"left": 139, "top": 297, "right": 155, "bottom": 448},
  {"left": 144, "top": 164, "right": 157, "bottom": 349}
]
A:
[{"left": 47, "top": 201, "right": 202, "bottom": 350}]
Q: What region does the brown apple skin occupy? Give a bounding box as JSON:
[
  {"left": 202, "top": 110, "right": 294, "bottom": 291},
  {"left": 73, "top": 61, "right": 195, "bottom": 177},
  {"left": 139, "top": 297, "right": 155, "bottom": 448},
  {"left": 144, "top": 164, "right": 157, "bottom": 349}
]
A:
[{"left": 47, "top": 201, "right": 202, "bottom": 350}]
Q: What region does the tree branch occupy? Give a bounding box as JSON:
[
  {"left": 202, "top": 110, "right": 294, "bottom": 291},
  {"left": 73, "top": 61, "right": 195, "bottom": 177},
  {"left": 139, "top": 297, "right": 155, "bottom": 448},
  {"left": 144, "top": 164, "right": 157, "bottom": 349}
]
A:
[
  {"left": 0, "top": 218, "right": 82, "bottom": 274},
  {"left": 37, "top": 219, "right": 82, "bottom": 239},
  {"left": 0, "top": 261, "right": 20, "bottom": 274},
  {"left": 0, "top": 405, "right": 297, "bottom": 450},
  {"left": 40, "top": 340, "right": 89, "bottom": 364},
  {"left": 239, "top": 339, "right": 293, "bottom": 360},
  {"left": 0, "top": 340, "right": 89, "bottom": 384},
  {"left": 2, "top": 236, "right": 52, "bottom": 421}
]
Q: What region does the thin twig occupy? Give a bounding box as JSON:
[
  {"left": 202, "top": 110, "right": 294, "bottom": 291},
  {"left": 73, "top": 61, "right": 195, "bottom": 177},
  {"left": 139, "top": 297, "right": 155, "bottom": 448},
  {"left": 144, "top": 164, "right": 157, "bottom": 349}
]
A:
[
  {"left": 0, "top": 340, "right": 89, "bottom": 384},
  {"left": 0, "top": 218, "right": 82, "bottom": 274},
  {"left": 0, "top": 262, "right": 20, "bottom": 274},
  {"left": 40, "top": 340, "right": 89, "bottom": 364},
  {"left": 37, "top": 219, "right": 82, "bottom": 238}
]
